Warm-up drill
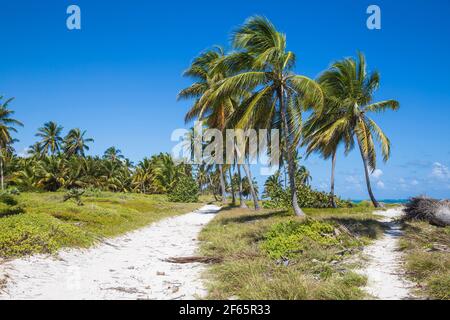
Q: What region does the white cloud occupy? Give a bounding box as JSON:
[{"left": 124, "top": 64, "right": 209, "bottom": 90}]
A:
[
  {"left": 371, "top": 169, "right": 383, "bottom": 179},
  {"left": 411, "top": 179, "right": 419, "bottom": 186},
  {"left": 431, "top": 162, "right": 450, "bottom": 180},
  {"left": 376, "top": 181, "right": 385, "bottom": 189}
]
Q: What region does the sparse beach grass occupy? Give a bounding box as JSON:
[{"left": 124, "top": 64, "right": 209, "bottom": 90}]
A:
[
  {"left": 400, "top": 221, "right": 450, "bottom": 299},
  {"left": 0, "top": 192, "right": 204, "bottom": 258},
  {"left": 199, "top": 206, "right": 385, "bottom": 299}
]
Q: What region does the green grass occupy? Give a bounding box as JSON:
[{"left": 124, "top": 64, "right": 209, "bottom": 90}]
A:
[
  {"left": 399, "top": 221, "right": 450, "bottom": 300},
  {"left": 0, "top": 191, "right": 204, "bottom": 258},
  {"left": 199, "top": 206, "right": 385, "bottom": 300}
]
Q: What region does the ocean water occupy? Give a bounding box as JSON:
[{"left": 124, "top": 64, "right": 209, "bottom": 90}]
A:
[{"left": 352, "top": 199, "right": 409, "bottom": 204}]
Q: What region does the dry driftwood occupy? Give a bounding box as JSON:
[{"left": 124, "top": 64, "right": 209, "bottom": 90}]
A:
[
  {"left": 403, "top": 197, "right": 450, "bottom": 227},
  {"left": 164, "top": 256, "right": 222, "bottom": 264}
]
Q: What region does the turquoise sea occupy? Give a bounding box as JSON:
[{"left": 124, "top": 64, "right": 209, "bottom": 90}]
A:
[{"left": 352, "top": 199, "right": 409, "bottom": 204}]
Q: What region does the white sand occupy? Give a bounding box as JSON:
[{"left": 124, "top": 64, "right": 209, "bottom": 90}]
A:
[
  {"left": 359, "top": 207, "right": 414, "bottom": 300},
  {"left": 0, "top": 205, "right": 220, "bottom": 300}
]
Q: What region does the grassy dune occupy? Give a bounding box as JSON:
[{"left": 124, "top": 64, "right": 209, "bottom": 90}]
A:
[
  {"left": 199, "top": 206, "right": 385, "bottom": 300},
  {"left": 400, "top": 221, "right": 450, "bottom": 300},
  {"left": 0, "top": 192, "right": 203, "bottom": 258}
]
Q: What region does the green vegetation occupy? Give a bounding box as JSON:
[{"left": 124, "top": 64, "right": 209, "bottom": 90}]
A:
[
  {"left": 263, "top": 170, "right": 352, "bottom": 209},
  {"left": 199, "top": 206, "right": 385, "bottom": 299},
  {"left": 0, "top": 192, "right": 202, "bottom": 258},
  {"left": 400, "top": 221, "right": 450, "bottom": 300},
  {"left": 168, "top": 175, "right": 200, "bottom": 203}
]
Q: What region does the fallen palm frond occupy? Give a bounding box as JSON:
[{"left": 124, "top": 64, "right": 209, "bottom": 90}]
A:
[
  {"left": 403, "top": 197, "right": 450, "bottom": 227},
  {"left": 164, "top": 256, "right": 222, "bottom": 264}
]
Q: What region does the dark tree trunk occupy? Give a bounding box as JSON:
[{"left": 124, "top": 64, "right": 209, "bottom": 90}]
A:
[
  {"left": 357, "top": 139, "right": 381, "bottom": 208},
  {"left": 0, "top": 157, "right": 3, "bottom": 191},
  {"left": 279, "top": 88, "right": 305, "bottom": 217},
  {"left": 237, "top": 164, "right": 248, "bottom": 209},
  {"left": 229, "top": 167, "right": 236, "bottom": 205},
  {"left": 218, "top": 164, "right": 227, "bottom": 204},
  {"left": 330, "top": 150, "right": 337, "bottom": 208}
]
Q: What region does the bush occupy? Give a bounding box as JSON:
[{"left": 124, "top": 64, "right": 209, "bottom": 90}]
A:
[
  {"left": 263, "top": 183, "right": 352, "bottom": 209},
  {"left": 0, "top": 213, "right": 90, "bottom": 257},
  {"left": 63, "top": 189, "right": 85, "bottom": 206},
  {"left": 0, "top": 193, "right": 18, "bottom": 206},
  {"left": 0, "top": 193, "right": 24, "bottom": 217},
  {"left": 168, "top": 175, "right": 199, "bottom": 203},
  {"left": 261, "top": 219, "right": 364, "bottom": 260}
]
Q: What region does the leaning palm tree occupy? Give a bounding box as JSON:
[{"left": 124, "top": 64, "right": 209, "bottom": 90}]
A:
[
  {"left": 36, "top": 121, "right": 64, "bottom": 155},
  {"left": 63, "top": 128, "right": 94, "bottom": 157},
  {"left": 310, "top": 52, "right": 399, "bottom": 207},
  {"left": 303, "top": 100, "right": 349, "bottom": 207},
  {"left": 178, "top": 46, "right": 233, "bottom": 205},
  {"left": 0, "top": 97, "right": 23, "bottom": 190},
  {"left": 210, "top": 16, "right": 323, "bottom": 216}
]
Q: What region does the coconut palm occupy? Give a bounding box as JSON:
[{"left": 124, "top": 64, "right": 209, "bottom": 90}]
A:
[
  {"left": 210, "top": 16, "right": 323, "bottom": 216},
  {"left": 309, "top": 52, "right": 399, "bottom": 207},
  {"left": 303, "top": 95, "right": 351, "bottom": 207},
  {"left": 0, "top": 97, "right": 23, "bottom": 190},
  {"left": 103, "top": 146, "right": 124, "bottom": 162},
  {"left": 64, "top": 128, "right": 94, "bottom": 157},
  {"left": 178, "top": 46, "right": 234, "bottom": 204},
  {"left": 36, "top": 121, "right": 64, "bottom": 155}
]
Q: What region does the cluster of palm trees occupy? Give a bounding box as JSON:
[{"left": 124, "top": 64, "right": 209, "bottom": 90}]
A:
[
  {"left": 0, "top": 98, "right": 242, "bottom": 195},
  {"left": 1, "top": 16, "right": 398, "bottom": 212},
  {"left": 179, "top": 16, "right": 398, "bottom": 215}
]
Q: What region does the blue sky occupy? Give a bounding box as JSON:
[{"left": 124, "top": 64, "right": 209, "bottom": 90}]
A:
[{"left": 1, "top": 0, "right": 450, "bottom": 199}]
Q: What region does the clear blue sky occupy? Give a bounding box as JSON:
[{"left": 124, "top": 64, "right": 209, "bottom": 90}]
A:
[{"left": 1, "top": 0, "right": 450, "bottom": 200}]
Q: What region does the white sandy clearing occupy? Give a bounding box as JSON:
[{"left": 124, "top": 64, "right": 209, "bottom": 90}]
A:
[
  {"left": 0, "top": 204, "right": 220, "bottom": 300},
  {"left": 359, "top": 207, "right": 415, "bottom": 300}
]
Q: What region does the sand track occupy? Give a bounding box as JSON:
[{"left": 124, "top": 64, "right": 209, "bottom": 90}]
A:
[{"left": 0, "top": 205, "right": 220, "bottom": 300}]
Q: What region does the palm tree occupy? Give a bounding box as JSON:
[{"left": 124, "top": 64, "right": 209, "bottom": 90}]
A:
[
  {"left": 36, "top": 121, "right": 64, "bottom": 155},
  {"left": 103, "top": 146, "right": 124, "bottom": 162},
  {"left": 178, "top": 46, "right": 234, "bottom": 205},
  {"left": 303, "top": 94, "right": 351, "bottom": 208},
  {"left": 211, "top": 16, "right": 323, "bottom": 216},
  {"left": 28, "top": 142, "right": 45, "bottom": 160},
  {"left": 0, "top": 97, "right": 23, "bottom": 190},
  {"left": 64, "top": 128, "right": 94, "bottom": 157},
  {"left": 310, "top": 52, "right": 399, "bottom": 207}
]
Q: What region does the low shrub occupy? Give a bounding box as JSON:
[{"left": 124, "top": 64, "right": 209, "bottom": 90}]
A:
[
  {"left": 63, "top": 188, "right": 85, "bottom": 206},
  {"left": 0, "top": 213, "right": 90, "bottom": 257},
  {"left": 261, "top": 219, "right": 363, "bottom": 260},
  {"left": 263, "top": 184, "right": 353, "bottom": 209},
  {"left": 168, "top": 175, "right": 199, "bottom": 203}
]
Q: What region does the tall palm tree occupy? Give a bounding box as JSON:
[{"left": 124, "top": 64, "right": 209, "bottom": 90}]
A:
[
  {"left": 178, "top": 46, "right": 233, "bottom": 205},
  {"left": 64, "top": 128, "right": 94, "bottom": 157},
  {"left": 36, "top": 121, "right": 64, "bottom": 155},
  {"left": 310, "top": 52, "right": 399, "bottom": 207},
  {"left": 211, "top": 16, "right": 323, "bottom": 216},
  {"left": 0, "top": 97, "right": 23, "bottom": 190},
  {"left": 303, "top": 95, "right": 351, "bottom": 208}
]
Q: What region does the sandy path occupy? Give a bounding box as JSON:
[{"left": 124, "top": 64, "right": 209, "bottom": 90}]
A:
[
  {"left": 0, "top": 205, "right": 220, "bottom": 300},
  {"left": 359, "top": 207, "right": 414, "bottom": 300}
]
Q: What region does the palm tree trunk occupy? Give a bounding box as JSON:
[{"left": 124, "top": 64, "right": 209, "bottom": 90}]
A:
[
  {"left": 228, "top": 167, "right": 236, "bottom": 205},
  {"left": 279, "top": 89, "right": 305, "bottom": 217},
  {"left": 330, "top": 150, "right": 337, "bottom": 208},
  {"left": 357, "top": 139, "right": 381, "bottom": 208},
  {"left": 237, "top": 164, "right": 248, "bottom": 209},
  {"left": 242, "top": 162, "right": 260, "bottom": 210},
  {"left": 0, "top": 157, "right": 3, "bottom": 191},
  {"left": 218, "top": 164, "right": 227, "bottom": 204}
]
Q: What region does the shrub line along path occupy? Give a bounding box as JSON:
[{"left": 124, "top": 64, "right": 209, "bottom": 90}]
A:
[{"left": 0, "top": 205, "right": 220, "bottom": 300}]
